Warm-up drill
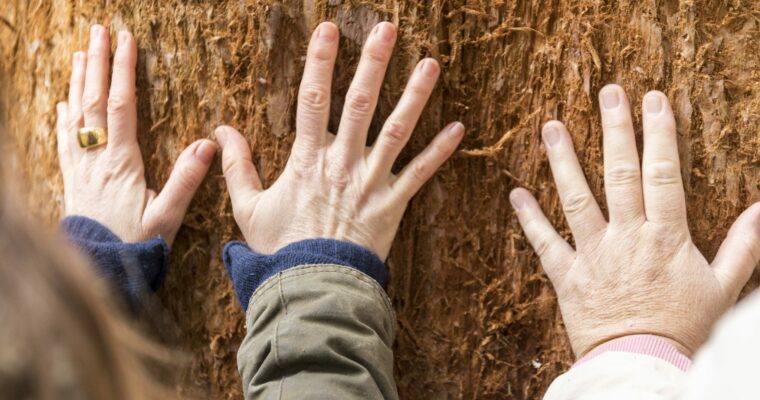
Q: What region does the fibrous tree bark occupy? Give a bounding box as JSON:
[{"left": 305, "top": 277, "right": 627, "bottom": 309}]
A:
[{"left": 1, "top": 1, "right": 759, "bottom": 398}]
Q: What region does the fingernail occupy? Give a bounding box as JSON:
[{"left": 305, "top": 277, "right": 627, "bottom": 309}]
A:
[
  {"left": 118, "top": 31, "right": 128, "bottom": 46},
  {"left": 376, "top": 22, "right": 396, "bottom": 42},
  {"left": 448, "top": 122, "right": 465, "bottom": 138},
  {"left": 509, "top": 190, "right": 527, "bottom": 211},
  {"left": 422, "top": 59, "right": 439, "bottom": 78},
  {"left": 317, "top": 22, "right": 337, "bottom": 41},
  {"left": 600, "top": 86, "right": 621, "bottom": 110},
  {"left": 91, "top": 25, "right": 102, "bottom": 38},
  {"left": 214, "top": 127, "right": 229, "bottom": 147},
  {"left": 73, "top": 51, "right": 84, "bottom": 66},
  {"left": 644, "top": 93, "right": 663, "bottom": 114},
  {"left": 194, "top": 140, "right": 218, "bottom": 165},
  {"left": 542, "top": 125, "right": 561, "bottom": 147}
]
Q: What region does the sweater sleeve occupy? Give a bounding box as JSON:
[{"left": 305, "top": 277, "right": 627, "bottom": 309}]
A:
[
  {"left": 223, "top": 239, "right": 388, "bottom": 310},
  {"left": 60, "top": 216, "right": 169, "bottom": 306}
]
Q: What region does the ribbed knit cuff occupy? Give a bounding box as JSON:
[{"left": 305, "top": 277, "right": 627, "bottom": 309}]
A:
[
  {"left": 223, "top": 239, "right": 388, "bottom": 311},
  {"left": 575, "top": 335, "right": 691, "bottom": 372},
  {"left": 60, "top": 216, "right": 170, "bottom": 304}
]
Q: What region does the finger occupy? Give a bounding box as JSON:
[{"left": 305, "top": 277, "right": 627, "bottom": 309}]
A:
[
  {"left": 368, "top": 58, "right": 440, "bottom": 179},
  {"left": 542, "top": 121, "right": 606, "bottom": 244},
  {"left": 393, "top": 122, "right": 463, "bottom": 202},
  {"left": 333, "top": 22, "right": 397, "bottom": 159},
  {"left": 215, "top": 125, "right": 263, "bottom": 219},
  {"left": 293, "top": 22, "right": 339, "bottom": 163},
  {"left": 81, "top": 25, "right": 111, "bottom": 130},
  {"left": 66, "top": 51, "right": 86, "bottom": 153},
  {"left": 711, "top": 203, "right": 760, "bottom": 297},
  {"left": 55, "top": 101, "right": 79, "bottom": 186},
  {"left": 641, "top": 91, "right": 687, "bottom": 225},
  {"left": 146, "top": 139, "right": 218, "bottom": 244},
  {"left": 510, "top": 188, "right": 575, "bottom": 282},
  {"left": 107, "top": 30, "right": 138, "bottom": 149},
  {"left": 599, "top": 84, "right": 644, "bottom": 224},
  {"left": 56, "top": 102, "right": 72, "bottom": 168}
]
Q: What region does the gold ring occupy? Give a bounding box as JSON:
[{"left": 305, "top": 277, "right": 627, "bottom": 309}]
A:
[{"left": 77, "top": 127, "right": 108, "bottom": 149}]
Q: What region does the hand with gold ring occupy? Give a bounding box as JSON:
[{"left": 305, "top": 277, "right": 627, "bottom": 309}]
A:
[{"left": 56, "top": 25, "right": 217, "bottom": 244}]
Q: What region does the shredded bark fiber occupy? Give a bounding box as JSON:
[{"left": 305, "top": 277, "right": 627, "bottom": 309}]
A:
[{"left": 2, "top": 1, "right": 760, "bottom": 398}]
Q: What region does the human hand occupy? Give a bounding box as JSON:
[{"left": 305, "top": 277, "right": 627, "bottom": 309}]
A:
[
  {"left": 511, "top": 84, "right": 760, "bottom": 357},
  {"left": 217, "top": 21, "right": 464, "bottom": 260},
  {"left": 57, "top": 25, "right": 216, "bottom": 245}
]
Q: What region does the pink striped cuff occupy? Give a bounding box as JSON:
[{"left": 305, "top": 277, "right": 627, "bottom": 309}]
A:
[{"left": 574, "top": 335, "right": 691, "bottom": 372}]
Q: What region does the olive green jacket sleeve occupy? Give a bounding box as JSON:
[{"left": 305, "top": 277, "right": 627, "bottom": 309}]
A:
[{"left": 236, "top": 264, "right": 398, "bottom": 399}]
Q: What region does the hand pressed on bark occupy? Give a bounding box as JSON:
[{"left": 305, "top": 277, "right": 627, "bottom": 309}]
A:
[
  {"left": 511, "top": 84, "right": 760, "bottom": 358},
  {"left": 57, "top": 26, "right": 216, "bottom": 244},
  {"left": 217, "top": 21, "right": 464, "bottom": 260}
]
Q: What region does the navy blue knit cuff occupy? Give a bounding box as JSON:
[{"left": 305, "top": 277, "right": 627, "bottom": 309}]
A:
[
  {"left": 223, "top": 239, "right": 388, "bottom": 310},
  {"left": 60, "top": 216, "right": 170, "bottom": 303}
]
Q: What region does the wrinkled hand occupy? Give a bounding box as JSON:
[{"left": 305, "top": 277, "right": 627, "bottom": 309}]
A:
[
  {"left": 217, "top": 21, "right": 464, "bottom": 259},
  {"left": 57, "top": 26, "right": 216, "bottom": 244},
  {"left": 511, "top": 84, "right": 760, "bottom": 357}
]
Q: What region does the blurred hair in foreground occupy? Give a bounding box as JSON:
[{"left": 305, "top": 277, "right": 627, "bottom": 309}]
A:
[{"left": 0, "top": 72, "right": 176, "bottom": 400}]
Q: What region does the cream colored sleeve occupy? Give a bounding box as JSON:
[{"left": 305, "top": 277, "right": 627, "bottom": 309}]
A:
[
  {"left": 543, "top": 352, "right": 686, "bottom": 400},
  {"left": 544, "top": 289, "right": 760, "bottom": 399},
  {"left": 681, "top": 290, "right": 760, "bottom": 400}
]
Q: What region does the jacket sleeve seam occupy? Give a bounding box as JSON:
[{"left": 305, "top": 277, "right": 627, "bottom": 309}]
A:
[{"left": 245, "top": 264, "right": 393, "bottom": 318}]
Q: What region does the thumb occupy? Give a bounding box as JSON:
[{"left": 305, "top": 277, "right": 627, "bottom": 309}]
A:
[
  {"left": 147, "top": 139, "right": 217, "bottom": 243},
  {"left": 712, "top": 202, "right": 760, "bottom": 296},
  {"left": 215, "top": 125, "right": 263, "bottom": 221}
]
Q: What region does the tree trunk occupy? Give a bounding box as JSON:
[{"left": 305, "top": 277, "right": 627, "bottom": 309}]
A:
[{"left": 2, "top": 1, "right": 759, "bottom": 398}]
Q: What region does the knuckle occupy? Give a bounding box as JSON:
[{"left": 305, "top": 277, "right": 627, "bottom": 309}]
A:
[
  {"left": 433, "top": 139, "right": 455, "bottom": 157},
  {"left": 107, "top": 95, "right": 133, "bottom": 115},
  {"left": 381, "top": 119, "right": 409, "bottom": 147},
  {"left": 562, "top": 192, "right": 594, "bottom": 216},
  {"left": 648, "top": 121, "right": 676, "bottom": 135},
  {"left": 287, "top": 150, "right": 317, "bottom": 177},
  {"left": 174, "top": 165, "right": 201, "bottom": 193},
  {"left": 310, "top": 44, "right": 334, "bottom": 62},
  {"left": 523, "top": 220, "right": 552, "bottom": 255},
  {"left": 345, "top": 88, "right": 373, "bottom": 116},
  {"left": 410, "top": 161, "right": 430, "bottom": 182},
  {"left": 326, "top": 161, "right": 350, "bottom": 189},
  {"left": 299, "top": 85, "right": 329, "bottom": 113},
  {"left": 533, "top": 235, "right": 555, "bottom": 259},
  {"left": 740, "top": 234, "right": 760, "bottom": 263},
  {"left": 222, "top": 157, "right": 245, "bottom": 178},
  {"left": 605, "top": 163, "right": 640, "bottom": 185},
  {"left": 643, "top": 160, "right": 682, "bottom": 186},
  {"left": 87, "top": 49, "right": 107, "bottom": 61},
  {"left": 602, "top": 114, "right": 632, "bottom": 131},
  {"left": 407, "top": 82, "right": 429, "bottom": 98},
  {"left": 70, "top": 74, "right": 84, "bottom": 86},
  {"left": 364, "top": 45, "right": 390, "bottom": 64},
  {"left": 67, "top": 114, "right": 84, "bottom": 132},
  {"left": 81, "top": 93, "right": 106, "bottom": 114}
]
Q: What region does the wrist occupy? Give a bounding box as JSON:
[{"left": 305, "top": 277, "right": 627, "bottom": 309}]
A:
[
  {"left": 60, "top": 215, "right": 170, "bottom": 305},
  {"left": 577, "top": 334, "right": 691, "bottom": 371},
  {"left": 223, "top": 238, "right": 388, "bottom": 310}
]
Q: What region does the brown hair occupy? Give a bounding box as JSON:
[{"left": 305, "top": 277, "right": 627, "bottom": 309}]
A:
[{"left": 0, "top": 196, "right": 177, "bottom": 399}]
